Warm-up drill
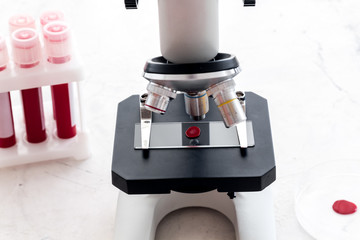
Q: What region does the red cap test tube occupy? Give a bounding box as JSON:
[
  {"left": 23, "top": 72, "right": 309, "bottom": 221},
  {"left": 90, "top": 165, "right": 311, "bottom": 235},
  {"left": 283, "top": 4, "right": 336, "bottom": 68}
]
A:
[
  {"left": 40, "top": 11, "right": 65, "bottom": 122},
  {"left": 43, "top": 21, "right": 77, "bottom": 139},
  {"left": 9, "top": 14, "right": 36, "bottom": 33},
  {"left": 11, "top": 28, "right": 41, "bottom": 68},
  {"left": 43, "top": 21, "right": 72, "bottom": 63},
  {"left": 40, "top": 11, "right": 65, "bottom": 27},
  {"left": 0, "top": 35, "right": 16, "bottom": 148},
  {"left": 11, "top": 28, "right": 47, "bottom": 143}
]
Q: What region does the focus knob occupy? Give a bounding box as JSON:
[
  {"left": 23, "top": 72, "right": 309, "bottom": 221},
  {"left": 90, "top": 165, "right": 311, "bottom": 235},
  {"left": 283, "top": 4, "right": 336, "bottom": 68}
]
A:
[{"left": 125, "top": 0, "right": 138, "bottom": 9}]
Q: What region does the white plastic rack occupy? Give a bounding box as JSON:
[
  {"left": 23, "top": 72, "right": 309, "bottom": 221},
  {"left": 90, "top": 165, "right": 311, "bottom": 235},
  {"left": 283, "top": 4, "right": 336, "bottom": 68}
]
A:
[{"left": 0, "top": 49, "right": 90, "bottom": 168}]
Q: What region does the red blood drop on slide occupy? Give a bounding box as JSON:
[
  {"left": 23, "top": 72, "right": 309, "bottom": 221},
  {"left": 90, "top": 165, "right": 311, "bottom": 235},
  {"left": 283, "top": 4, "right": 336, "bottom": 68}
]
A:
[
  {"left": 185, "top": 126, "right": 201, "bottom": 139},
  {"left": 332, "top": 200, "right": 357, "bottom": 215}
]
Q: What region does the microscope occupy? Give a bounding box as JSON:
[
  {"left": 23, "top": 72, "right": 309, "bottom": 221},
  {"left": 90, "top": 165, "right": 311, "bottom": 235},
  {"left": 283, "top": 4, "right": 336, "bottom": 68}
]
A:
[{"left": 112, "top": 0, "right": 276, "bottom": 239}]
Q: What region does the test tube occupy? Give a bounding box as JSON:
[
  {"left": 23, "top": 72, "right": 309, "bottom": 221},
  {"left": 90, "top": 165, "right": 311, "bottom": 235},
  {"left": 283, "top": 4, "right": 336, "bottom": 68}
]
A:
[
  {"left": 40, "top": 11, "right": 65, "bottom": 121},
  {"left": 0, "top": 35, "right": 16, "bottom": 148},
  {"left": 11, "top": 28, "right": 47, "bottom": 143},
  {"left": 43, "top": 21, "right": 77, "bottom": 139},
  {"left": 0, "top": 35, "right": 8, "bottom": 72},
  {"left": 40, "top": 11, "right": 65, "bottom": 27},
  {"left": 9, "top": 14, "right": 35, "bottom": 33}
]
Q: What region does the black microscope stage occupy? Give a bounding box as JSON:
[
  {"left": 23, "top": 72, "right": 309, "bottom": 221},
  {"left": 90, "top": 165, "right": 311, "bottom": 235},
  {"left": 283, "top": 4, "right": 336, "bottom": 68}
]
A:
[{"left": 112, "top": 92, "right": 276, "bottom": 194}]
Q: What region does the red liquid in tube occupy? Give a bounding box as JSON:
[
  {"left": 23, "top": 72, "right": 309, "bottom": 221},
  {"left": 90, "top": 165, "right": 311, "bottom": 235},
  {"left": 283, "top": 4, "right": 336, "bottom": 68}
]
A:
[
  {"left": 0, "top": 92, "right": 16, "bottom": 148},
  {"left": 43, "top": 21, "right": 77, "bottom": 139},
  {"left": 40, "top": 11, "right": 65, "bottom": 121},
  {"left": 11, "top": 28, "right": 47, "bottom": 143},
  {"left": 0, "top": 36, "right": 16, "bottom": 148}
]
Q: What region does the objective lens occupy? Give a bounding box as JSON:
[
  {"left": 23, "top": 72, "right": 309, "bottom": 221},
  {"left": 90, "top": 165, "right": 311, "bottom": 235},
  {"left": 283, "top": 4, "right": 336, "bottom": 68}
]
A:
[
  {"left": 145, "top": 83, "right": 176, "bottom": 114},
  {"left": 184, "top": 91, "right": 209, "bottom": 121},
  {"left": 207, "top": 80, "right": 246, "bottom": 128}
]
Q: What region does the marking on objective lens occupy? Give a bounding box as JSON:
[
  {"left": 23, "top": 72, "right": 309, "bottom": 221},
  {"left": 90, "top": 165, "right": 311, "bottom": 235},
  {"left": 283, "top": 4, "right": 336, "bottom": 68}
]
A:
[
  {"left": 145, "top": 104, "right": 166, "bottom": 113},
  {"left": 185, "top": 92, "right": 207, "bottom": 99},
  {"left": 217, "top": 98, "right": 237, "bottom": 108}
]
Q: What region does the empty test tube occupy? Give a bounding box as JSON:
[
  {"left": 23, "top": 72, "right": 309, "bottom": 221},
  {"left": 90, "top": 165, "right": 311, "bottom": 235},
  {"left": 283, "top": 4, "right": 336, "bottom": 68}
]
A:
[
  {"left": 0, "top": 35, "right": 16, "bottom": 148},
  {"left": 11, "top": 28, "right": 47, "bottom": 143},
  {"left": 43, "top": 21, "right": 77, "bottom": 139}
]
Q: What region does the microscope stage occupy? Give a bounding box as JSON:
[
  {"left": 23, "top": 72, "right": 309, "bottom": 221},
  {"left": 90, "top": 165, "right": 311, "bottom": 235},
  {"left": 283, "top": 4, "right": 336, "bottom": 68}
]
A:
[{"left": 112, "top": 92, "right": 276, "bottom": 194}]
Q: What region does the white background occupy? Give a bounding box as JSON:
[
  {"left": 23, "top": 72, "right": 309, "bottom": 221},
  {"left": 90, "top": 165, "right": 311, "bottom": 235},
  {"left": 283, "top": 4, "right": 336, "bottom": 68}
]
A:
[{"left": 1, "top": 0, "right": 360, "bottom": 239}]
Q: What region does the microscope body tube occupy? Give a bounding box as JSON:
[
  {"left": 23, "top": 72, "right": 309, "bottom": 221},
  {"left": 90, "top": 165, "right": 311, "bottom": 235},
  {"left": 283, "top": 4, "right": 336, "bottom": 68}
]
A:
[
  {"left": 43, "top": 21, "right": 77, "bottom": 139},
  {"left": 158, "top": 0, "right": 219, "bottom": 63},
  {"left": 11, "top": 28, "right": 47, "bottom": 143}
]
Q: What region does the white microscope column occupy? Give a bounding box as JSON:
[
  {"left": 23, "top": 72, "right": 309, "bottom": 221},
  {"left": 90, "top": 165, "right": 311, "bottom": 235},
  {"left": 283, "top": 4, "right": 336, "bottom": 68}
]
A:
[
  {"left": 234, "top": 186, "right": 277, "bottom": 240},
  {"left": 158, "top": 0, "right": 219, "bottom": 63}
]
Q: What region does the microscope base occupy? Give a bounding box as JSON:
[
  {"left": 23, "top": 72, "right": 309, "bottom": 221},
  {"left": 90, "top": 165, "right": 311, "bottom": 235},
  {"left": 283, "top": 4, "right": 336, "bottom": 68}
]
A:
[{"left": 113, "top": 187, "right": 276, "bottom": 240}]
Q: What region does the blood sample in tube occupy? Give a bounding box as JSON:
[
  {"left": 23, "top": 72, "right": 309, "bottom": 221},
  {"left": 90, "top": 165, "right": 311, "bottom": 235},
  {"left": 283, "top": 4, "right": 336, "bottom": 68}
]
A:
[
  {"left": 0, "top": 93, "right": 16, "bottom": 148},
  {"left": 43, "top": 21, "right": 76, "bottom": 139},
  {"left": 9, "top": 14, "right": 35, "bottom": 33},
  {"left": 40, "top": 11, "right": 65, "bottom": 121},
  {"left": 11, "top": 28, "right": 47, "bottom": 143},
  {"left": 0, "top": 36, "right": 16, "bottom": 148}
]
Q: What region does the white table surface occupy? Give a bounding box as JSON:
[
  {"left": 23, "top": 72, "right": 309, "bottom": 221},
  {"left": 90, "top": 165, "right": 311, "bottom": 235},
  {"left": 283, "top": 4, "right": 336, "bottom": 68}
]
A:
[{"left": 1, "top": 0, "right": 360, "bottom": 239}]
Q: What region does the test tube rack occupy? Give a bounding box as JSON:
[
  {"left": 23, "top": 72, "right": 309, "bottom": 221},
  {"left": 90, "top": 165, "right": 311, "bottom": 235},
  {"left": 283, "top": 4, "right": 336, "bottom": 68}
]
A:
[{"left": 0, "top": 40, "right": 90, "bottom": 168}]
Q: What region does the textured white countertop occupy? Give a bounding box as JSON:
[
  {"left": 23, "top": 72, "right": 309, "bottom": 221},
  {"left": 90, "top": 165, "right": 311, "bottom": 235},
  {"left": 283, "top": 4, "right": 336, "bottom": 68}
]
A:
[{"left": 1, "top": 0, "right": 360, "bottom": 239}]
